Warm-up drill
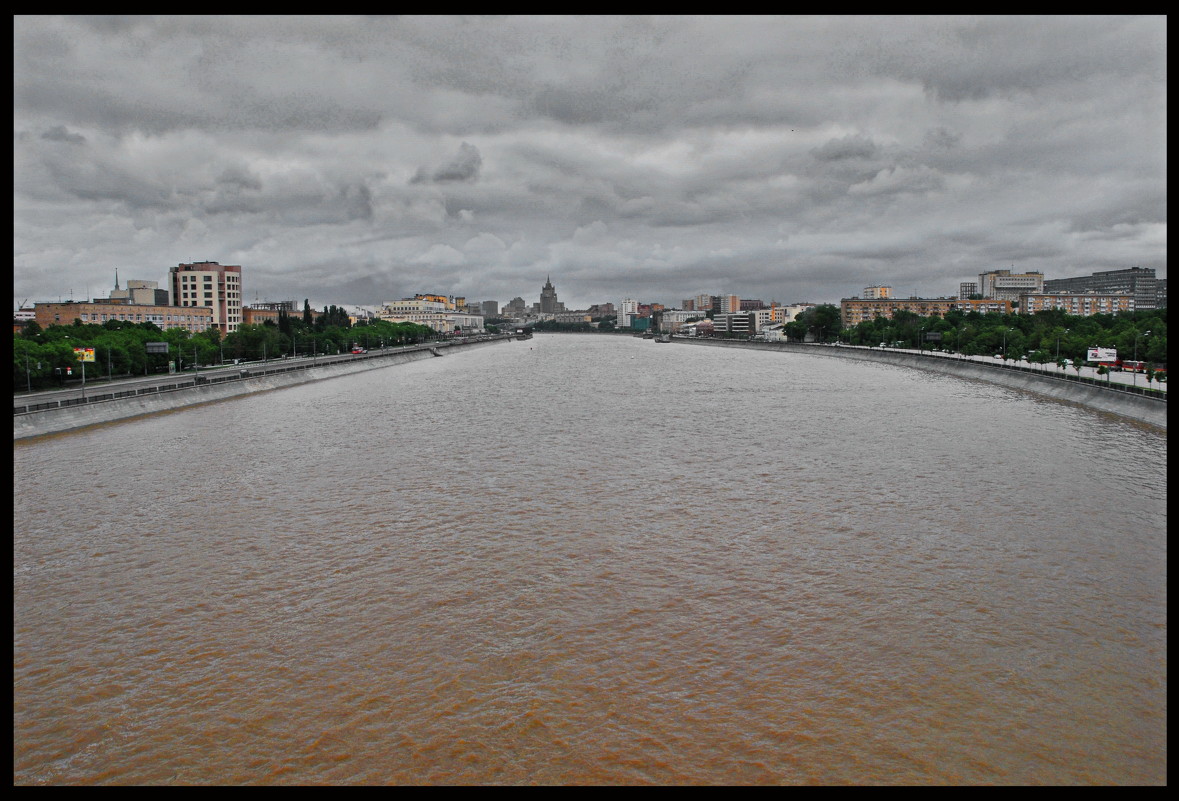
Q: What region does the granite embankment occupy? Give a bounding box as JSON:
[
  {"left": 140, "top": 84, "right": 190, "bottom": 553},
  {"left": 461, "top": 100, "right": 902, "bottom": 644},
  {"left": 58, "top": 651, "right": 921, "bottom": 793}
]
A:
[
  {"left": 14, "top": 338, "right": 508, "bottom": 441},
  {"left": 679, "top": 338, "right": 1167, "bottom": 430}
]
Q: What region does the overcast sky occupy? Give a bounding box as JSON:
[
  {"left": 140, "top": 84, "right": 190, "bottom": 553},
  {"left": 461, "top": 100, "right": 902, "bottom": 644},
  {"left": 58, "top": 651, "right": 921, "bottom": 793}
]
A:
[{"left": 14, "top": 15, "right": 1167, "bottom": 314}]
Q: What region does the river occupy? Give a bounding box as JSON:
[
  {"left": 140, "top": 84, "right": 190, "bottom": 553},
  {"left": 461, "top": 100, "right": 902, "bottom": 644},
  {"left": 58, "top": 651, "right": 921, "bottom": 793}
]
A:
[{"left": 13, "top": 333, "right": 1167, "bottom": 784}]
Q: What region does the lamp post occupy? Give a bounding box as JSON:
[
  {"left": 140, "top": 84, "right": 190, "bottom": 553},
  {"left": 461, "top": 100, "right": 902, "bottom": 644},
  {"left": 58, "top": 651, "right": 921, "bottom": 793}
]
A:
[
  {"left": 1056, "top": 328, "right": 1069, "bottom": 372},
  {"left": 1133, "top": 330, "right": 1151, "bottom": 387}
]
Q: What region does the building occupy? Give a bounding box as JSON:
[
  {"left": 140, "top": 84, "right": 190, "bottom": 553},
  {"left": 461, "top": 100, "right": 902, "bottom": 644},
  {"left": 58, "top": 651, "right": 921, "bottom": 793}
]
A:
[
  {"left": 502, "top": 296, "right": 527, "bottom": 316},
  {"left": 481, "top": 300, "right": 499, "bottom": 317},
  {"left": 34, "top": 301, "right": 214, "bottom": 333},
  {"left": 1043, "top": 267, "right": 1161, "bottom": 310},
  {"left": 978, "top": 269, "right": 1044, "bottom": 304},
  {"left": 1019, "top": 292, "right": 1135, "bottom": 317},
  {"left": 863, "top": 285, "right": 893, "bottom": 299},
  {"left": 96, "top": 273, "right": 170, "bottom": 306},
  {"left": 959, "top": 282, "right": 979, "bottom": 299},
  {"left": 712, "top": 312, "right": 756, "bottom": 337},
  {"left": 379, "top": 297, "right": 484, "bottom": 334},
  {"left": 169, "top": 261, "right": 243, "bottom": 335},
  {"left": 618, "top": 298, "right": 639, "bottom": 329},
  {"left": 840, "top": 297, "right": 1014, "bottom": 327},
  {"left": 539, "top": 276, "right": 563, "bottom": 314}
]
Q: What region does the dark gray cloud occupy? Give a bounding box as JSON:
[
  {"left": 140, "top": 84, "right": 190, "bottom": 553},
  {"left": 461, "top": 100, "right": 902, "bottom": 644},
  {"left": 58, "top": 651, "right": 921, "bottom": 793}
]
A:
[
  {"left": 13, "top": 15, "right": 1167, "bottom": 313},
  {"left": 411, "top": 142, "right": 483, "bottom": 184},
  {"left": 40, "top": 125, "right": 87, "bottom": 145}
]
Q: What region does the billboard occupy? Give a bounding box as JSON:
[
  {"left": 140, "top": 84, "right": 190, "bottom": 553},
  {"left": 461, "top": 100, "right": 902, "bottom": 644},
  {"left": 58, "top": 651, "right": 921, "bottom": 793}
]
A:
[
  {"left": 1087, "top": 347, "right": 1117, "bottom": 363},
  {"left": 73, "top": 347, "right": 96, "bottom": 362}
]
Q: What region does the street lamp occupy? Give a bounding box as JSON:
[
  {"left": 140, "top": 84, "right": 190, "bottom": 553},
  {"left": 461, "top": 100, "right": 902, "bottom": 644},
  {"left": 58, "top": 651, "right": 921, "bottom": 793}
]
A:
[
  {"left": 1056, "top": 328, "right": 1069, "bottom": 371},
  {"left": 1133, "top": 330, "right": 1151, "bottom": 387}
]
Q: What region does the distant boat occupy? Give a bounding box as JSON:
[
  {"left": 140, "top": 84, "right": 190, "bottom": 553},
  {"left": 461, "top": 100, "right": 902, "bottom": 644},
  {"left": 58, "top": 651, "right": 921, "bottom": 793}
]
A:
[{"left": 655, "top": 333, "right": 671, "bottom": 343}]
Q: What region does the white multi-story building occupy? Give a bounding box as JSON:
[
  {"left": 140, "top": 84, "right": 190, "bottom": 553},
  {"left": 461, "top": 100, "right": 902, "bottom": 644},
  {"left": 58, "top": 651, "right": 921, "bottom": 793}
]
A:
[
  {"left": 618, "top": 298, "right": 639, "bottom": 329},
  {"left": 379, "top": 298, "right": 484, "bottom": 334}
]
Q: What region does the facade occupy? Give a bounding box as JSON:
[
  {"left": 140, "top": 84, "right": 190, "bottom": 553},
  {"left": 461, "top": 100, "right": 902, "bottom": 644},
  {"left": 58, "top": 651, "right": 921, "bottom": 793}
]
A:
[
  {"left": 34, "top": 301, "right": 213, "bottom": 333},
  {"left": 1043, "top": 267, "right": 1160, "bottom": 310},
  {"left": 978, "top": 269, "right": 1044, "bottom": 303},
  {"left": 840, "top": 297, "right": 1014, "bottom": 327},
  {"left": 863, "top": 285, "right": 893, "bottom": 299},
  {"left": 655, "top": 308, "right": 707, "bottom": 332},
  {"left": 712, "top": 312, "right": 756, "bottom": 337},
  {"left": 242, "top": 306, "right": 283, "bottom": 326},
  {"left": 539, "top": 276, "right": 562, "bottom": 314},
  {"left": 1019, "top": 292, "right": 1135, "bottom": 317},
  {"left": 170, "top": 261, "right": 243, "bottom": 335},
  {"left": 553, "top": 312, "right": 592, "bottom": 324},
  {"left": 379, "top": 298, "right": 484, "bottom": 334},
  {"left": 618, "top": 298, "right": 639, "bottom": 329}
]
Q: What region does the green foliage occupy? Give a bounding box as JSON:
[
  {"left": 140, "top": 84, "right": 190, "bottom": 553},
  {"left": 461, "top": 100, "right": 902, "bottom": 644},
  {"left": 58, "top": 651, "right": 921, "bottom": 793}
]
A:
[{"left": 843, "top": 307, "right": 1167, "bottom": 365}]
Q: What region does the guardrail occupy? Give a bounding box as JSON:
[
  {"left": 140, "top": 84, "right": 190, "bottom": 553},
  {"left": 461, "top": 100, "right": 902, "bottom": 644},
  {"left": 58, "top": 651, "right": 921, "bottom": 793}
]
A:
[{"left": 12, "top": 339, "right": 494, "bottom": 417}]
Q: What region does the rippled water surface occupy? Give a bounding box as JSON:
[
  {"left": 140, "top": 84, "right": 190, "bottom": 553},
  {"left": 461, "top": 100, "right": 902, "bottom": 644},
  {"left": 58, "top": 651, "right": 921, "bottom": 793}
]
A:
[{"left": 14, "top": 335, "right": 1167, "bottom": 784}]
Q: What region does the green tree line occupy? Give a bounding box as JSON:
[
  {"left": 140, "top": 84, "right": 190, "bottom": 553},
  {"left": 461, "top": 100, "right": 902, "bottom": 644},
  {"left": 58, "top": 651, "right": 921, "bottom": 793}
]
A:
[
  {"left": 787, "top": 305, "right": 1166, "bottom": 366},
  {"left": 14, "top": 304, "right": 435, "bottom": 391}
]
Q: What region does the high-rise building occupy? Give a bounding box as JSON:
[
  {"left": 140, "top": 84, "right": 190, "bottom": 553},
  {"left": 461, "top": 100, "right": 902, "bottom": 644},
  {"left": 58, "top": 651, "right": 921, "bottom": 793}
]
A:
[
  {"left": 540, "top": 276, "right": 560, "bottom": 314},
  {"left": 481, "top": 300, "right": 499, "bottom": 317},
  {"left": 863, "top": 285, "right": 893, "bottom": 299},
  {"left": 170, "top": 261, "right": 243, "bottom": 335},
  {"left": 618, "top": 298, "right": 639, "bottom": 328}
]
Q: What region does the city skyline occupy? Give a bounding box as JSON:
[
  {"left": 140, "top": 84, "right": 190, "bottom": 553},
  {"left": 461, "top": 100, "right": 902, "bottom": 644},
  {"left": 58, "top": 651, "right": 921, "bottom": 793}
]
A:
[{"left": 14, "top": 16, "right": 1167, "bottom": 313}]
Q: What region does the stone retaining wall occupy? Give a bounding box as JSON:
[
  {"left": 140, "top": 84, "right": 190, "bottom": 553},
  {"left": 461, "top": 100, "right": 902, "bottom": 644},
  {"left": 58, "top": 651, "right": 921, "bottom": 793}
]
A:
[
  {"left": 678, "top": 338, "right": 1167, "bottom": 430},
  {"left": 14, "top": 338, "right": 505, "bottom": 441}
]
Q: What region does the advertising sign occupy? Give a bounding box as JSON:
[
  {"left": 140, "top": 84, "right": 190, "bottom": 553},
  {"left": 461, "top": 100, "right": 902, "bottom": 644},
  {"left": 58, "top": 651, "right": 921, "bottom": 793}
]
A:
[
  {"left": 1087, "top": 347, "right": 1117, "bottom": 363},
  {"left": 73, "top": 347, "right": 96, "bottom": 362}
]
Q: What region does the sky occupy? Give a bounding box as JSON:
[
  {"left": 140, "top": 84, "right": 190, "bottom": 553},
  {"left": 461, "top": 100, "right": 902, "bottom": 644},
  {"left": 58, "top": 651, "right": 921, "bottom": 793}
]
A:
[{"left": 14, "top": 15, "right": 1167, "bottom": 314}]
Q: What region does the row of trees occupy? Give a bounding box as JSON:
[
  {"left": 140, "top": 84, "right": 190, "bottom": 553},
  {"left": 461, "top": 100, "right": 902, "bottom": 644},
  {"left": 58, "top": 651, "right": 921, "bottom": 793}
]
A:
[
  {"left": 787, "top": 306, "right": 1167, "bottom": 366},
  {"left": 13, "top": 306, "right": 436, "bottom": 391}
]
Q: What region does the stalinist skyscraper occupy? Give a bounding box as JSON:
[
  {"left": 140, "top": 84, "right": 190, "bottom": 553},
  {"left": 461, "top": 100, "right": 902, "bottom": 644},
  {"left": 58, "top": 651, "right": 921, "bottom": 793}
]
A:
[{"left": 540, "top": 275, "right": 560, "bottom": 314}]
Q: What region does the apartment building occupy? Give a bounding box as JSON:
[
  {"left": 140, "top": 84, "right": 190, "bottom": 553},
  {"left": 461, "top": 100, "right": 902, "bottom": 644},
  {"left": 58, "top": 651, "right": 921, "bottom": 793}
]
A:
[
  {"left": 170, "top": 261, "right": 243, "bottom": 335},
  {"left": 1043, "top": 266, "right": 1160, "bottom": 310},
  {"left": 1019, "top": 292, "right": 1135, "bottom": 317},
  {"left": 840, "top": 297, "right": 1013, "bottom": 327}
]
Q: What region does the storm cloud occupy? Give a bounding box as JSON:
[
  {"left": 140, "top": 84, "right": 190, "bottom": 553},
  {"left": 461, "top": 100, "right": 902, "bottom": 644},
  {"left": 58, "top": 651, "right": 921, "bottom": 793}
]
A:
[{"left": 13, "top": 15, "right": 1166, "bottom": 312}]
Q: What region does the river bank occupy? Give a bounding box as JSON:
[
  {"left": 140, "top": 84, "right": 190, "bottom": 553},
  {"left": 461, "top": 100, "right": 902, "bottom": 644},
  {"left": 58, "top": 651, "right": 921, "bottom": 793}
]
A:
[
  {"left": 676, "top": 338, "right": 1167, "bottom": 430},
  {"left": 13, "top": 337, "right": 509, "bottom": 441}
]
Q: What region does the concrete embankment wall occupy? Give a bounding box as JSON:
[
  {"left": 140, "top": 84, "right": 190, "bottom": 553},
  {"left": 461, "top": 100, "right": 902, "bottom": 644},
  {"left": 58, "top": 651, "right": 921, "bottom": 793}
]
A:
[
  {"left": 678, "top": 338, "right": 1167, "bottom": 430},
  {"left": 14, "top": 339, "right": 504, "bottom": 441}
]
